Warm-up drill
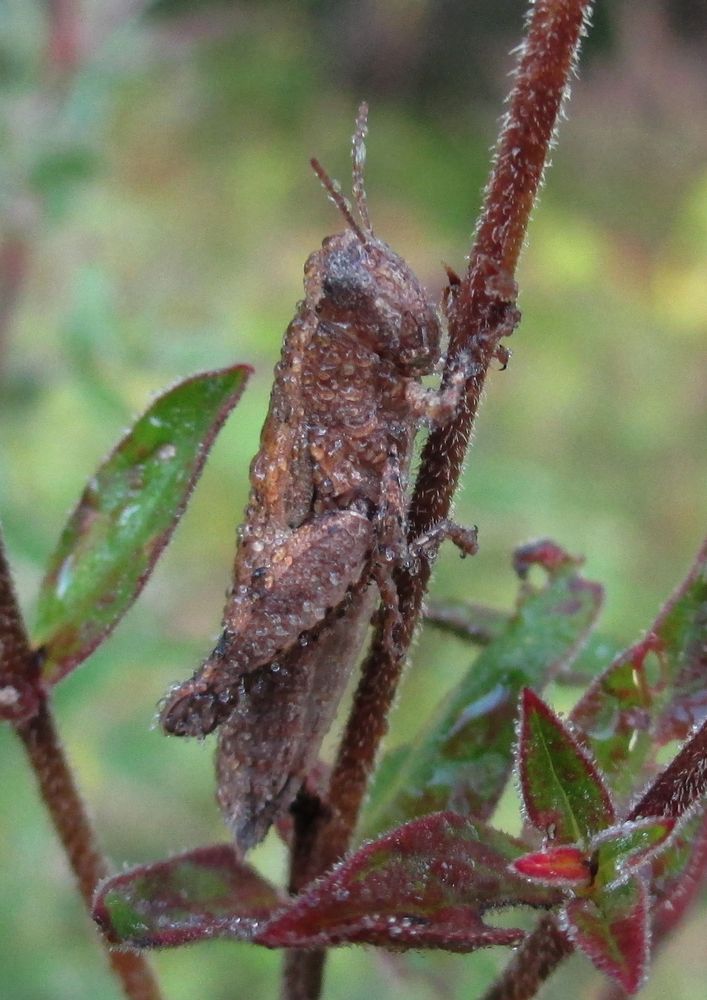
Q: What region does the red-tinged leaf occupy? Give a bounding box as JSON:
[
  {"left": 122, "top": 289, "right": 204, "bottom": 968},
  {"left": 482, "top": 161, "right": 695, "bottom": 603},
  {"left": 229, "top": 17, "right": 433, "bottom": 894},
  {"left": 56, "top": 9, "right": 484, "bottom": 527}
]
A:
[
  {"left": 651, "top": 808, "right": 707, "bottom": 941},
  {"left": 591, "top": 817, "right": 676, "bottom": 890},
  {"left": 519, "top": 688, "right": 615, "bottom": 844},
  {"left": 572, "top": 540, "right": 707, "bottom": 797},
  {"left": 512, "top": 538, "right": 582, "bottom": 578},
  {"left": 653, "top": 539, "right": 707, "bottom": 743},
  {"left": 256, "top": 812, "right": 562, "bottom": 952},
  {"left": 562, "top": 876, "right": 650, "bottom": 995},
  {"left": 571, "top": 637, "right": 657, "bottom": 800},
  {"left": 363, "top": 562, "right": 602, "bottom": 837},
  {"left": 629, "top": 717, "right": 707, "bottom": 822},
  {"left": 93, "top": 844, "right": 284, "bottom": 949},
  {"left": 34, "top": 365, "right": 251, "bottom": 682},
  {"left": 511, "top": 846, "right": 591, "bottom": 888}
]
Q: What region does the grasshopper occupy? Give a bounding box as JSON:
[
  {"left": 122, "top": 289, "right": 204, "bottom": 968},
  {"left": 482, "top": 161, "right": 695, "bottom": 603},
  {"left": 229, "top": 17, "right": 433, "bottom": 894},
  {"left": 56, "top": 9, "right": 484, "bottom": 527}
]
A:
[{"left": 160, "top": 105, "right": 479, "bottom": 850}]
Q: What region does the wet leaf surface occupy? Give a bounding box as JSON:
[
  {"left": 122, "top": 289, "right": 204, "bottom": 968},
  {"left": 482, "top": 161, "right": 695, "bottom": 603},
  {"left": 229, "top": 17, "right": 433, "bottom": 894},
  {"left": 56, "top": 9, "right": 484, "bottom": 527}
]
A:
[
  {"left": 519, "top": 688, "right": 614, "bottom": 844},
  {"left": 562, "top": 876, "right": 649, "bottom": 995},
  {"left": 256, "top": 812, "right": 561, "bottom": 951},
  {"left": 93, "top": 844, "right": 283, "bottom": 949},
  {"left": 363, "top": 561, "right": 602, "bottom": 837},
  {"left": 592, "top": 817, "right": 676, "bottom": 890},
  {"left": 572, "top": 540, "right": 707, "bottom": 798},
  {"left": 34, "top": 365, "right": 251, "bottom": 682},
  {"left": 650, "top": 807, "right": 707, "bottom": 941}
]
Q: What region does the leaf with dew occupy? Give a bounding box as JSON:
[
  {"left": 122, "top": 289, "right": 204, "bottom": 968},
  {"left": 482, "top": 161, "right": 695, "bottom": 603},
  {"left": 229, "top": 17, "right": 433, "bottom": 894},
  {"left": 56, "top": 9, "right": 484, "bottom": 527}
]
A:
[
  {"left": 34, "top": 365, "right": 251, "bottom": 682},
  {"left": 363, "top": 556, "right": 602, "bottom": 837},
  {"left": 257, "top": 812, "right": 561, "bottom": 952},
  {"left": 519, "top": 688, "right": 615, "bottom": 844},
  {"left": 93, "top": 844, "right": 283, "bottom": 949},
  {"left": 572, "top": 539, "right": 707, "bottom": 799},
  {"left": 562, "top": 876, "right": 650, "bottom": 995}
]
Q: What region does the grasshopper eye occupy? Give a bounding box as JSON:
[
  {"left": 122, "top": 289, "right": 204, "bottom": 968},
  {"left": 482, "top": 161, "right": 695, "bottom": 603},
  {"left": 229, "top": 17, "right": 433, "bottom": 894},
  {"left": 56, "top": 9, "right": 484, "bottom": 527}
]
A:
[{"left": 321, "top": 272, "right": 369, "bottom": 311}]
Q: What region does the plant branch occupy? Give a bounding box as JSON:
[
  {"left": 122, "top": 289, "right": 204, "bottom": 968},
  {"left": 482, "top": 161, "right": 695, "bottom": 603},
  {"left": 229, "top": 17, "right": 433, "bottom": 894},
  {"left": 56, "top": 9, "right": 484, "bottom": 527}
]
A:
[
  {"left": 324, "top": 0, "right": 593, "bottom": 873},
  {"left": 480, "top": 915, "right": 573, "bottom": 1000},
  {"left": 284, "top": 1, "right": 595, "bottom": 996},
  {"left": 1, "top": 532, "right": 163, "bottom": 1000}
]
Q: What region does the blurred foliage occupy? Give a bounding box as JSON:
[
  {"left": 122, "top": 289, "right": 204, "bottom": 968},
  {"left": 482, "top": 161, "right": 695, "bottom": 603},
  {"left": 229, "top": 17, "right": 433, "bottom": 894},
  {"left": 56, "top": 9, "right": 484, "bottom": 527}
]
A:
[{"left": 0, "top": 1, "right": 705, "bottom": 999}]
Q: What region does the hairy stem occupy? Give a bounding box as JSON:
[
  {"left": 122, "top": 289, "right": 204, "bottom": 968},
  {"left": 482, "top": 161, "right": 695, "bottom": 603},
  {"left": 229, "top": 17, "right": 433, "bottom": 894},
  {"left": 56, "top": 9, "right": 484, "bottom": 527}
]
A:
[
  {"left": 284, "top": 2, "right": 595, "bottom": 997},
  {"left": 16, "top": 700, "right": 164, "bottom": 1000},
  {"left": 481, "top": 916, "right": 573, "bottom": 1000},
  {"left": 1, "top": 533, "right": 162, "bottom": 1000},
  {"left": 0, "top": 527, "right": 36, "bottom": 682}
]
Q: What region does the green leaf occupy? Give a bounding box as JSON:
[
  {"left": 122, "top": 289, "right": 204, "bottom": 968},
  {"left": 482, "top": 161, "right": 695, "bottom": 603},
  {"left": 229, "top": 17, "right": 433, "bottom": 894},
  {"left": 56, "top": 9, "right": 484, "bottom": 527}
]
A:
[
  {"left": 93, "top": 844, "right": 284, "bottom": 949},
  {"left": 562, "top": 876, "right": 649, "bottom": 995},
  {"left": 256, "top": 812, "right": 561, "bottom": 952},
  {"left": 363, "top": 563, "right": 602, "bottom": 837},
  {"left": 34, "top": 365, "right": 251, "bottom": 682},
  {"left": 592, "top": 817, "right": 676, "bottom": 890},
  {"left": 424, "top": 599, "right": 509, "bottom": 645},
  {"left": 653, "top": 539, "right": 707, "bottom": 743},
  {"left": 519, "top": 688, "right": 615, "bottom": 844},
  {"left": 650, "top": 808, "right": 707, "bottom": 941},
  {"left": 572, "top": 539, "right": 707, "bottom": 797}
]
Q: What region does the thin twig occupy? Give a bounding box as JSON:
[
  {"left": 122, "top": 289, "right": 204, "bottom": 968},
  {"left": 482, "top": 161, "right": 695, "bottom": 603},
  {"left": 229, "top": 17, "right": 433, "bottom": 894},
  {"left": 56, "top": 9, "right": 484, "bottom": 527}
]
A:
[
  {"left": 1, "top": 532, "right": 163, "bottom": 1000},
  {"left": 284, "top": 2, "right": 595, "bottom": 997}
]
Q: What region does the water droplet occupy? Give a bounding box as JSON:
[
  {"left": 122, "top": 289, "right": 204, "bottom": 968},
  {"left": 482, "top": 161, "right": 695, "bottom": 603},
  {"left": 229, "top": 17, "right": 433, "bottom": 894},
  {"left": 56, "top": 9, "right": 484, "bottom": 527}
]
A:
[
  {"left": 55, "top": 554, "right": 75, "bottom": 599},
  {"left": 118, "top": 503, "right": 140, "bottom": 527},
  {"left": 0, "top": 686, "right": 20, "bottom": 706},
  {"left": 157, "top": 443, "right": 177, "bottom": 461}
]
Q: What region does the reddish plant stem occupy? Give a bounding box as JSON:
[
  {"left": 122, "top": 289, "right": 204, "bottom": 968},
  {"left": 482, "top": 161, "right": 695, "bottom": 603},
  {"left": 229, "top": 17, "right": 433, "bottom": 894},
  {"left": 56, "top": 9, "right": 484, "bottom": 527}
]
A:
[
  {"left": 281, "top": 952, "right": 325, "bottom": 1000},
  {"left": 327, "top": 0, "right": 593, "bottom": 866},
  {"left": 0, "top": 534, "right": 163, "bottom": 1000},
  {"left": 15, "top": 700, "right": 164, "bottom": 1000},
  {"left": 480, "top": 916, "right": 573, "bottom": 1000},
  {"left": 0, "top": 235, "right": 29, "bottom": 377},
  {"left": 0, "top": 529, "right": 35, "bottom": 680},
  {"left": 284, "top": 2, "right": 594, "bottom": 997}
]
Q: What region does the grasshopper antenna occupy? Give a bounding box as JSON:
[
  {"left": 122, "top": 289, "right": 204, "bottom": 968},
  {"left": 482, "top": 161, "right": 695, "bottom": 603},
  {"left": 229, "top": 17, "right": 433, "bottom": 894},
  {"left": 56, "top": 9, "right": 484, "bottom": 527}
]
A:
[
  {"left": 352, "top": 101, "right": 372, "bottom": 235},
  {"left": 310, "top": 157, "right": 368, "bottom": 245}
]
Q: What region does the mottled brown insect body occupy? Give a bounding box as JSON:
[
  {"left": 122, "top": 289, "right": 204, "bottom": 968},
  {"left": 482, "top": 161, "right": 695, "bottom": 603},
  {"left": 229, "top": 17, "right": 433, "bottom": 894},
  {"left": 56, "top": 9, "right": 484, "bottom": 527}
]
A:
[{"left": 160, "top": 106, "right": 474, "bottom": 849}]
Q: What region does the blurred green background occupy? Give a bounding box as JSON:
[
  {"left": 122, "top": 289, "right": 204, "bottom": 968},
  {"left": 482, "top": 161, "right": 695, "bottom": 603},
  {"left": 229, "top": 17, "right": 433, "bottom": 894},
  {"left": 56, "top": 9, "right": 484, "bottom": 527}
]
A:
[{"left": 1, "top": 1, "right": 705, "bottom": 998}]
